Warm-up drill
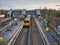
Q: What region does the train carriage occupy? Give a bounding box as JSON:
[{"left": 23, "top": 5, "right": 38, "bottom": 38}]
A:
[{"left": 23, "top": 15, "right": 31, "bottom": 28}]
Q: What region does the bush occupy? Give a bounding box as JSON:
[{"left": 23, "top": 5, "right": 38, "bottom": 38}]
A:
[{"left": 54, "top": 12, "right": 60, "bottom": 17}]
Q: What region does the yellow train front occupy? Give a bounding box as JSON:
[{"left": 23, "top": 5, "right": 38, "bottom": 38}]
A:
[
  {"left": 23, "top": 20, "right": 30, "bottom": 28},
  {"left": 23, "top": 15, "right": 31, "bottom": 28}
]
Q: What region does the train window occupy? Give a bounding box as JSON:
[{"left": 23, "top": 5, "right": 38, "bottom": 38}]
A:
[
  {"left": 24, "top": 21, "right": 26, "bottom": 23},
  {"left": 24, "top": 21, "right": 29, "bottom": 23},
  {"left": 27, "top": 21, "right": 29, "bottom": 23}
]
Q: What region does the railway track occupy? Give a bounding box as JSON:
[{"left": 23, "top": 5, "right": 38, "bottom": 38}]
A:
[
  {"left": 14, "top": 16, "right": 48, "bottom": 45},
  {"left": 14, "top": 28, "right": 29, "bottom": 45},
  {"left": 0, "top": 18, "right": 20, "bottom": 37},
  {"left": 31, "top": 16, "right": 41, "bottom": 45},
  {"left": 0, "top": 18, "right": 13, "bottom": 29}
]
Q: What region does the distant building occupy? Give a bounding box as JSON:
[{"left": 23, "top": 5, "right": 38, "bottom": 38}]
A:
[
  {"left": 12, "top": 10, "right": 22, "bottom": 15},
  {"left": 21, "top": 9, "right": 26, "bottom": 15},
  {"left": 12, "top": 9, "right": 22, "bottom": 18},
  {"left": 6, "top": 9, "right": 41, "bottom": 18},
  {"left": 6, "top": 9, "right": 13, "bottom": 17},
  {"left": 26, "top": 10, "right": 36, "bottom": 15},
  {"left": 35, "top": 9, "right": 41, "bottom": 15}
]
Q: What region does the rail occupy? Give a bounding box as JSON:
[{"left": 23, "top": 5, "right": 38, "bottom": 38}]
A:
[
  {"left": 0, "top": 24, "right": 11, "bottom": 35},
  {"left": 0, "top": 18, "right": 11, "bottom": 24},
  {"left": 34, "top": 16, "right": 50, "bottom": 45},
  {"left": 7, "top": 22, "right": 23, "bottom": 45},
  {"left": 0, "top": 18, "right": 20, "bottom": 34}
]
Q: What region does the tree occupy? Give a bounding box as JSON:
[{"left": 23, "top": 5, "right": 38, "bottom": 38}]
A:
[{"left": 53, "top": 11, "right": 60, "bottom": 17}]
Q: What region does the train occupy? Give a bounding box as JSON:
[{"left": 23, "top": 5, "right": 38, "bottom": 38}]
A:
[{"left": 23, "top": 15, "right": 31, "bottom": 28}]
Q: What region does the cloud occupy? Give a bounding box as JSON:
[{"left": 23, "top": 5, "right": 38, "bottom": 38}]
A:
[{"left": 0, "top": 0, "right": 60, "bottom": 9}]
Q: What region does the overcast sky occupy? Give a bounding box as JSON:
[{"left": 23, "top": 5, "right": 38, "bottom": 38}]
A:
[{"left": 0, "top": 0, "right": 60, "bottom": 10}]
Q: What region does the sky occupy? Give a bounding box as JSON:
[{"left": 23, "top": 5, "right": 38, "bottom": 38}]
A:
[{"left": 0, "top": 0, "right": 60, "bottom": 10}]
